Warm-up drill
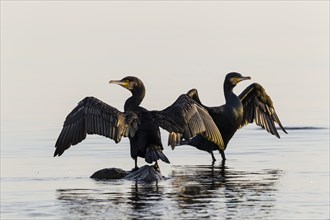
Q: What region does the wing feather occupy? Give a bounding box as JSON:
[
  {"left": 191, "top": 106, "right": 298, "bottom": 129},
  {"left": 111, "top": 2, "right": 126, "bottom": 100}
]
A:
[
  {"left": 239, "top": 83, "right": 287, "bottom": 138},
  {"left": 151, "top": 94, "right": 224, "bottom": 150},
  {"left": 54, "top": 97, "right": 139, "bottom": 157}
]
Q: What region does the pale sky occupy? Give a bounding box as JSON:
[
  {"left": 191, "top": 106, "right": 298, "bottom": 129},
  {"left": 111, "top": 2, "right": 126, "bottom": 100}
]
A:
[{"left": 1, "top": 1, "right": 329, "bottom": 128}]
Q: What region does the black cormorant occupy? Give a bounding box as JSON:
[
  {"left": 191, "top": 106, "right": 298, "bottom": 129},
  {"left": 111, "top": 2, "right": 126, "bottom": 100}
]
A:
[
  {"left": 178, "top": 72, "right": 287, "bottom": 162},
  {"left": 54, "top": 76, "right": 223, "bottom": 170}
]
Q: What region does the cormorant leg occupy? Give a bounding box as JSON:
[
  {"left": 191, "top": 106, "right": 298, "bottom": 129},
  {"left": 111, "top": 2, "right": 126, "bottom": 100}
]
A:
[
  {"left": 211, "top": 151, "right": 217, "bottom": 164},
  {"left": 221, "top": 158, "right": 226, "bottom": 167},
  {"left": 132, "top": 158, "right": 139, "bottom": 172},
  {"left": 220, "top": 150, "right": 226, "bottom": 161}
]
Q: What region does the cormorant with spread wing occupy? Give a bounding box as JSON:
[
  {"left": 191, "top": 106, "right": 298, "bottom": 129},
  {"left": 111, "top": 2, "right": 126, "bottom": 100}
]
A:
[
  {"left": 54, "top": 76, "right": 223, "bottom": 171},
  {"left": 178, "top": 72, "right": 287, "bottom": 162}
]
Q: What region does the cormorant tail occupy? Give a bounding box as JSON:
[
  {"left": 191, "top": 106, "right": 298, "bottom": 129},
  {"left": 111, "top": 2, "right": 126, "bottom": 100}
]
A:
[{"left": 145, "top": 147, "right": 170, "bottom": 164}]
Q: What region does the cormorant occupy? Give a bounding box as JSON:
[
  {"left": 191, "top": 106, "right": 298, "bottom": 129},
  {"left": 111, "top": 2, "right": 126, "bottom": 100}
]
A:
[
  {"left": 54, "top": 76, "right": 223, "bottom": 171},
  {"left": 178, "top": 72, "right": 287, "bottom": 162}
]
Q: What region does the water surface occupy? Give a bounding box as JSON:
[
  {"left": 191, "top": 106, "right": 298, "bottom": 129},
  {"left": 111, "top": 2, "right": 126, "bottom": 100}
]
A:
[
  {"left": 1, "top": 125, "right": 329, "bottom": 219},
  {"left": 1, "top": 2, "right": 329, "bottom": 219}
]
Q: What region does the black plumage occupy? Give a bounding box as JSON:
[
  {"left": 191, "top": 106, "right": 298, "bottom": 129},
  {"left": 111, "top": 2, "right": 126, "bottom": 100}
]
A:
[
  {"left": 180, "top": 72, "right": 287, "bottom": 162},
  {"left": 54, "top": 76, "right": 223, "bottom": 170}
]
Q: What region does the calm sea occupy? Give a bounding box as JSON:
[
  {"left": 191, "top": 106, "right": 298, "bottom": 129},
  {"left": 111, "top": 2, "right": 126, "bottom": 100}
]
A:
[
  {"left": 2, "top": 1, "right": 329, "bottom": 219},
  {"left": 1, "top": 121, "right": 329, "bottom": 219}
]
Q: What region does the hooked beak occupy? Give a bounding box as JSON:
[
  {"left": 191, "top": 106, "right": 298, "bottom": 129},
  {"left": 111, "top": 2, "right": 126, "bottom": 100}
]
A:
[
  {"left": 109, "top": 79, "right": 129, "bottom": 88},
  {"left": 240, "top": 76, "right": 251, "bottom": 81}
]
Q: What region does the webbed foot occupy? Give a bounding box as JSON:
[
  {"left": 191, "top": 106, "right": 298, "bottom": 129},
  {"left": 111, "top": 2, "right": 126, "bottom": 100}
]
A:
[{"left": 131, "top": 167, "right": 139, "bottom": 172}]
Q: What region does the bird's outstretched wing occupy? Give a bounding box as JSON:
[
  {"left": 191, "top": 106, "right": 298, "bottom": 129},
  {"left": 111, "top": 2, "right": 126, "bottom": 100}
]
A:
[
  {"left": 54, "top": 97, "right": 139, "bottom": 156},
  {"left": 238, "top": 83, "right": 287, "bottom": 138},
  {"left": 151, "top": 94, "right": 224, "bottom": 150}
]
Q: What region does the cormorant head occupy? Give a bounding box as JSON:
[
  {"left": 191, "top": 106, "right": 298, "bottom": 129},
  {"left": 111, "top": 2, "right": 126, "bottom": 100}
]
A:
[
  {"left": 110, "top": 76, "right": 145, "bottom": 109},
  {"left": 109, "top": 76, "right": 145, "bottom": 94},
  {"left": 225, "top": 72, "right": 251, "bottom": 87}
]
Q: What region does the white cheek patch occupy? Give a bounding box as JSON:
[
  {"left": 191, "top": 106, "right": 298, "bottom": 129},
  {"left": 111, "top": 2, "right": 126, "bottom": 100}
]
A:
[{"left": 230, "top": 78, "right": 237, "bottom": 84}]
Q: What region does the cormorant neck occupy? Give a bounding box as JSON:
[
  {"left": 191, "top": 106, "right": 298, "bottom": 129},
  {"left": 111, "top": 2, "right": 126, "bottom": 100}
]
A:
[
  {"left": 124, "top": 87, "right": 145, "bottom": 111},
  {"left": 223, "top": 82, "right": 237, "bottom": 104}
]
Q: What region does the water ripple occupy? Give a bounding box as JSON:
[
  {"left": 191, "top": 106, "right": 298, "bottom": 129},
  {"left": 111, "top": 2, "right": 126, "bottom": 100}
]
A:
[{"left": 54, "top": 164, "right": 283, "bottom": 219}]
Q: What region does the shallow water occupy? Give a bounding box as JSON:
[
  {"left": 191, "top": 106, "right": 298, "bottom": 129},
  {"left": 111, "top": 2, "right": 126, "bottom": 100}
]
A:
[
  {"left": 2, "top": 2, "right": 329, "bottom": 219},
  {"left": 1, "top": 125, "right": 329, "bottom": 219}
]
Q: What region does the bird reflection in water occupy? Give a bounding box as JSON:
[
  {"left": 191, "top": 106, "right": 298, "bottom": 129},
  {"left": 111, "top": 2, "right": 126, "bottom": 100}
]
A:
[
  {"left": 56, "top": 163, "right": 282, "bottom": 219},
  {"left": 55, "top": 181, "right": 165, "bottom": 219},
  {"left": 171, "top": 162, "right": 283, "bottom": 219},
  {"left": 127, "top": 182, "right": 165, "bottom": 219}
]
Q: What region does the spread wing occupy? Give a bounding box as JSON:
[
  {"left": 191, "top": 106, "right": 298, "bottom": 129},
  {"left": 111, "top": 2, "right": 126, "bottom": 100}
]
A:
[
  {"left": 151, "top": 94, "right": 224, "bottom": 150},
  {"left": 238, "top": 83, "right": 287, "bottom": 138},
  {"left": 54, "top": 97, "right": 139, "bottom": 156}
]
